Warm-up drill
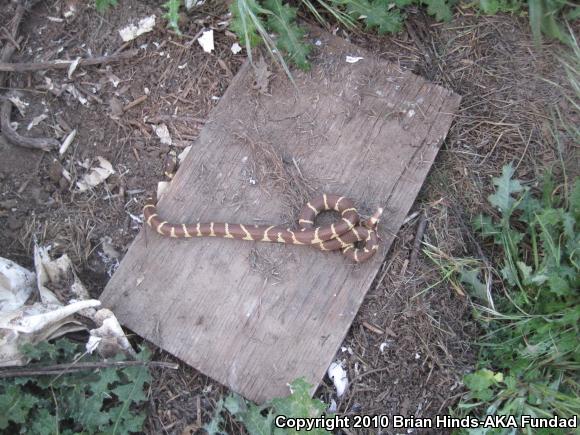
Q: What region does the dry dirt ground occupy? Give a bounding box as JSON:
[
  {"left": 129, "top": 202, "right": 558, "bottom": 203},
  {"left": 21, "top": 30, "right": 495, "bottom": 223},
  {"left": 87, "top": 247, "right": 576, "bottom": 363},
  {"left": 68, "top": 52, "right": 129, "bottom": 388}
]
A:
[{"left": 0, "top": 1, "right": 576, "bottom": 434}]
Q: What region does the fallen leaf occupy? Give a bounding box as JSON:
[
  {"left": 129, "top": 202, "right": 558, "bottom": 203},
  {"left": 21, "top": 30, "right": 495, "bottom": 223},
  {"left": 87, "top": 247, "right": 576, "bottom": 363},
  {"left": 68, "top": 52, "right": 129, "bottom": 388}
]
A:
[
  {"left": 76, "top": 157, "right": 115, "bottom": 192},
  {"left": 27, "top": 113, "right": 48, "bottom": 130},
  {"left": 153, "top": 123, "right": 172, "bottom": 145},
  {"left": 64, "top": 84, "right": 88, "bottom": 105},
  {"left": 8, "top": 96, "right": 29, "bottom": 116}
]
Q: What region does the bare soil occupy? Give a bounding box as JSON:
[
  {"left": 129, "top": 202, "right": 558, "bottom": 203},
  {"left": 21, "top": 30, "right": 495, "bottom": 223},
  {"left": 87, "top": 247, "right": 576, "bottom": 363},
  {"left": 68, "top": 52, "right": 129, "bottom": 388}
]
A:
[{"left": 0, "top": 1, "right": 576, "bottom": 434}]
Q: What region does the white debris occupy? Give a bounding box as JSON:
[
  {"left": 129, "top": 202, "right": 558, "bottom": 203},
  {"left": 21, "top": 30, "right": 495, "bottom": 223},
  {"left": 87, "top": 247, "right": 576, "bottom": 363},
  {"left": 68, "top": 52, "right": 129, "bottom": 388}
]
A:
[
  {"left": 327, "top": 361, "right": 349, "bottom": 397},
  {"left": 87, "top": 308, "right": 135, "bottom": 358},
  {"left": 0, "top": 246, "right": 136, "bottom": 366},
  {"left": 34, "top": 246, "right": 90, "bottom": 304},
  {"left": 157, "top": 181, "right": 171, "bottom": 198},
  {"left": 86, "top": 335, "right": 101, "bottom": 354},
  {"left": 100, "top": 236, "right": 120, "bottom": 260},
  {"left": 62, "top": 169, "right": 72, "bottom": 182},
  {"left": 76, "top": 157, "right": 115, "bottom": 192},
  {"left": 315, "top": 39, "right": 322, "bottom": 46},
  {"left": 106, "top": 69, "right": 121, "bottom": 88},
  {"left": 59, "top": 129, "right": 77, "bottom": 156},
  {"left": 153, "top": 123, "right": 172, "bottom": 145},
  {"left": 198, "top": 29, "right": 214, "bottom": 53},
  {"left": 27, "top": 113, "right": 48, "bottom": 130},
  {"left": 178, "top": 145, "right": 191, "bottom": 163},
  {"left": 67, "top": 57, "right": 81, "bottom": 79},
  {"left": 0, "top": 299, "right": 100, "bottom": 366},
  {"left": 119, "top": 15, "right": 156, "bottom": 42},
  {"left": 231, "top": 42, "right": 242, "bottom": 54},
  {"left": 380, "top": 342, "right": 389, "bottom": 353},
  {"left": 0, "top": 257, "right": 35, "bottom": 312},
  {"left": 345, "top": 55, "right": 364, "bottom": 63},
  {"left": 185, "top": 0, "right": 205, "bottom": 8},
  {"left": 63, "top": 2, "right": 77, "bottom": 18},
  {"left": 8, "top": 96, "right": 28, "bottom": 116},
  {"left": 65, "top": 84, "right": 88, "bottom": 105}
]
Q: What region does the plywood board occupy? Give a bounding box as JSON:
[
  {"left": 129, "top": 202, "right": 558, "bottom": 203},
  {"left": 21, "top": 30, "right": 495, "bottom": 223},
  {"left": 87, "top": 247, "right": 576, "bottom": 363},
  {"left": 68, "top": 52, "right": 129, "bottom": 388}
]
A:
[{"left": 100, "top": 27, "right": 461, "bottom": 403}]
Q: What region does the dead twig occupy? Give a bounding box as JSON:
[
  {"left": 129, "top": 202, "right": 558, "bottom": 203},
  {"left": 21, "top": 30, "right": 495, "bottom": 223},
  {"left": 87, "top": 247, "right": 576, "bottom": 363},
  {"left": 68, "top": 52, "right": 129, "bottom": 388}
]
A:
[
  {"left": 0, "top": 49, "right": 139, "bottom": 72},
  {"left": 362, "top": 321, "right": 384, "bottom": 335},
  {"left": 409, "top": 209, "right": 428, "bottom": 270},
  {"left": 0, "top": 360, "right": 179, "bottom": 378},
  {"left": 1, "top": 99, "right": 59, "bottom": 149},
  {"left": 0, "top": 1, "right": 58, "bottom": 149},
  {"left": 123, "top": 95, "right": 147, "bottom": 112}
]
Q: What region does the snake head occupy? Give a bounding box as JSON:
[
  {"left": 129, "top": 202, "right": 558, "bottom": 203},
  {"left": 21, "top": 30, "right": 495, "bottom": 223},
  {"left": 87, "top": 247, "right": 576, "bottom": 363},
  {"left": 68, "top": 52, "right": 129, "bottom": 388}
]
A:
[{"left": 363, "top": 207, "right": 383, "bottom": 229}]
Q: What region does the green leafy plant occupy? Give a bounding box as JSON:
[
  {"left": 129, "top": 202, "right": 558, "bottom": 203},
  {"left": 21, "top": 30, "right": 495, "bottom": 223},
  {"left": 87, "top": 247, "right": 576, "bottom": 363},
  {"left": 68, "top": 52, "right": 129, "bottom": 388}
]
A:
[
  {"left": 229, "top": 0, "right": 455, "bottom": 70},
  {"left": 204, "top": 378, "right": 331, "bottom": 435},
  {"left": 0, "top": 339, "right": 151, "bottom": 434},
  {"left": 432, "top": 165, "right": 579, "bottom": 431},
  {"left": 477, "top": 0, "right": 579, "bottom": 45},
  {"left": 164, "top": 0, "right": 182, "bottom": 34}
]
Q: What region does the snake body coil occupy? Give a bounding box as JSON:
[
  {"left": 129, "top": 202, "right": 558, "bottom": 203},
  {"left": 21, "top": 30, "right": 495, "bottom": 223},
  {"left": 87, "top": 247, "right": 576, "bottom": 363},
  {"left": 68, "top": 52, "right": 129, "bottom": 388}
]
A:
[{"left": 144, "top": 194, "right": 382, "bottom": 262}]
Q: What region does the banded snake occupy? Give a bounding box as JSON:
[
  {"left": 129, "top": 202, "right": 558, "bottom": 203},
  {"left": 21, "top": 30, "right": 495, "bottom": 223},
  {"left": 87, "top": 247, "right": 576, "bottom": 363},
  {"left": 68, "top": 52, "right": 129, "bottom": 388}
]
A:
[{"left": 144, "top": 194, "right": 383, "bottom": 262}]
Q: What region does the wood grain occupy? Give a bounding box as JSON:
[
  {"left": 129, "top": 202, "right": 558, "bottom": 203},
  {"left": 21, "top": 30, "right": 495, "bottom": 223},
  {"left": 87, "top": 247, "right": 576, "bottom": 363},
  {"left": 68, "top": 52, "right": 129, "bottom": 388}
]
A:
[{"left": 100, "top": 27, "right": 461, "bottom": 403}]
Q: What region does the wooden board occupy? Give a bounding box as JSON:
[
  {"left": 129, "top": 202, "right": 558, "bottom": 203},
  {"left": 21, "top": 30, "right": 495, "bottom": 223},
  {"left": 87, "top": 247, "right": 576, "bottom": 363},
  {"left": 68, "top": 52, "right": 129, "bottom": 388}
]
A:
[{"left": 100, "top": 27, "right": 461, "bottom": 403}]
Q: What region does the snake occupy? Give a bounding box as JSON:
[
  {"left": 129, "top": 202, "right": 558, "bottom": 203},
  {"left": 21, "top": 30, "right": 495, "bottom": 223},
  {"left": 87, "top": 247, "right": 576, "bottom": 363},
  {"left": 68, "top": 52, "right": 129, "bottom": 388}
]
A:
[{"left": 143, "top": 194, "right": 383, "bottom": 263}]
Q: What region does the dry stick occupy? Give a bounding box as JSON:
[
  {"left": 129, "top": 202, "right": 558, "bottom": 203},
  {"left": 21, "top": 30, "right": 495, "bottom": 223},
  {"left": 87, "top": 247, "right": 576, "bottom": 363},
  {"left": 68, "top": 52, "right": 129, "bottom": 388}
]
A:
[
  {"left": 0, "top": 1, "right": 58, "bottom": 149},
  {"left": 0, "top": 49, "right": 139, "bottom": 73},
  {"left": 0, "top": 360, "right": 179, "bottom": 378},
  {"left": 1, "top": 99, "right": 59, "bottom": 149},
  {"left": 123, "top": 94, "right": 147, "bottom": 112},
  {"left": 408, "top": 209, "right": 428, "bottom": 270}
]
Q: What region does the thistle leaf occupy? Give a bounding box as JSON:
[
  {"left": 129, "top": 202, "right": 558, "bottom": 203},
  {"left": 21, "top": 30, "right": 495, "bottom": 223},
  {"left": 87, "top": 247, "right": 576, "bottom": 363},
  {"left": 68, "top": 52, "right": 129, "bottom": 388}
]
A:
[
  {"left": 264, "top": 0, "right": 312, "bottom": 69},
  {"left": 488, "top": 163, "right": 524, "bottom": 214},
  {"left": 230, "top": 0, "right": 264, "bottom": 47},
  {"left": 164, "top": 0, "right": 181, "bottom": 34},
  {"left": 335, "top": 0, "right": 404, "bottom": 34},
  {"left": 421, "top": 0, "right": 453, "bottom": 21}
]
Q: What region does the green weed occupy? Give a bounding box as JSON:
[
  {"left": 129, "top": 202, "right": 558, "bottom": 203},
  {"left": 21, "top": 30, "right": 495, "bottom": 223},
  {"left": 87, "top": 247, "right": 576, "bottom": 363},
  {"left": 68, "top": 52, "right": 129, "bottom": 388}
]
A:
[
  {"left": 429, "top": 165, "right": 579, "bottom": 432},
  {"left": 0, "top": 339, "right": 151, "bottom": 434},
  {"left": 205, "top": 378, "right": 331, "bottom": 435},
  {"left": 95, "top": 0, "right": 577, "bottom": 71},
  {"left": 477, "top": 0, "right": 579, "bottom": 45}
]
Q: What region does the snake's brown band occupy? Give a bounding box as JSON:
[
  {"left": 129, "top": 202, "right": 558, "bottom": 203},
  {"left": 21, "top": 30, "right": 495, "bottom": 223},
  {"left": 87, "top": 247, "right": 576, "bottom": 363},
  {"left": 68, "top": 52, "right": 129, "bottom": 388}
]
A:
[{"left": 143, "top": 194, "right": 382, "bottom": 262}]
